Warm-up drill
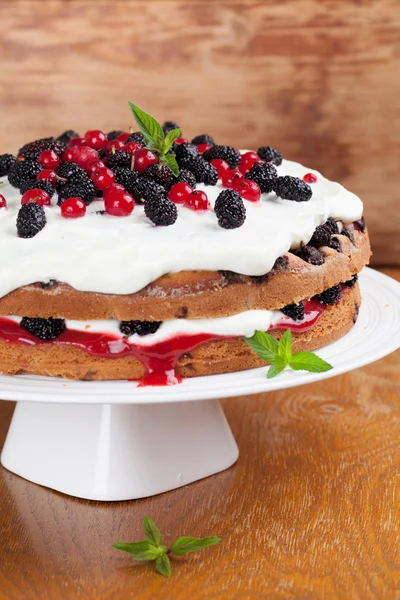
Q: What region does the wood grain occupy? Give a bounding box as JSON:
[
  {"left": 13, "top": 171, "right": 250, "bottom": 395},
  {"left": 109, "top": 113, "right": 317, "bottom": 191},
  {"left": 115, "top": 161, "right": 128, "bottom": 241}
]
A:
[
  {"left": 0, "top": 0, "right": 399, "bottom": 264},
  {"left": 0, "top": 268, "right": 398, "bottom": 599}
]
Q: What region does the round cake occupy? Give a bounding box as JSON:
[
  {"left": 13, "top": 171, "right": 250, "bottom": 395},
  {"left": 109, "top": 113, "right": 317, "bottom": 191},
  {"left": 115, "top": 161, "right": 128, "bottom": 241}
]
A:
[{"left": 0, "top": 114, "right": 371, "bottom": 384}]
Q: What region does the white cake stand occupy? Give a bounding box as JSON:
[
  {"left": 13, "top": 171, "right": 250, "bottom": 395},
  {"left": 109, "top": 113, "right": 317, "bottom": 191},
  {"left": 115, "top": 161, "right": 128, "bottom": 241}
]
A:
[{"left": 1, "top": 268, "right": 399, "bottom": 501}]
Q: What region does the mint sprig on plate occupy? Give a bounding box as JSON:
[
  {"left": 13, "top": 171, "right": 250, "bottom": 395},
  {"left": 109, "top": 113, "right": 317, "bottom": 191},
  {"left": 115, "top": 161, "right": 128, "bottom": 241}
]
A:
[
  {"left": 128, "top": 102, "right": 180, "bottom": 176},
  {"left": 113, "top": 515, "right": 220, "bottom": 577},
  {"left": 245, "top": 328, "right": 333, "bottom": 379}
]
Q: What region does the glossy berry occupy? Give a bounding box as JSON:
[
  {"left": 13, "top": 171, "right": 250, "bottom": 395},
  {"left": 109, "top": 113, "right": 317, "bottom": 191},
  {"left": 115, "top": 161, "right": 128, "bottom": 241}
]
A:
[
  {"left": 91, "top": 166, "right": 115, "bottom": 191},
  {"left": 303, "top": 172, "right": 317, "bottom": 184},
  {"left": 84, "top": 130, "right": 107, "bottom": 150},
  {"left": 197, "top": 143, "right": 212, "bottom": 155},
  {"left": 8, "top": 160, "right": 42, "bottom": 189},
  {"left": 61, "top": 197, "right": 86, "bottom": 218},
  {"left": 175, "top": 137, "right": 189, "bottom": 145},
  {"left": 133, "top": 149, "right": 158, "bottom": 174},
  {"left": 0, "top": 195, "right": 7, "bottom": 209},
  {"left": 86, "top": 160, "right": 106, "bottom": 176},
  {"left": 234, "top": 179, "right": 261, "bottom": 202},
  {"left": 37, "top": 169, "right": 58, "bottom": 187},
  {"left": 105, "top": 140, "right": 125, "bottom": 155},
  {"left": 105, "top": 150, "right": 132, "bottom": 170},
  {"left": 168, "top": 182, "right": 192, "bottom": 204},
  {"left": 20, "top": 316, "right": 65, "bottom": 340},
  {"left": 16, "top": 203, "right": 47, "bottom": 238},
  {"left": 104, "top": 188, "right": 135, "bottom": 216},
  {"left": 211, "top": 159, "right": 231, "bottom": 178},
  {"left": 203, "top": 145, "right": 241, "bottom": 169},
  {"left": 247, "top": 162, "right": 277, "bottom": 193},
  {"left": 239, "top": 151, "right": 262, "bottom": 175},
  {"left": 144, "top": 195, "right": 178, "bottom": 226},
  {"left": 126, "top": 131, "right": 146, "bottom": 146},
  {"left": 0, "top": 154, "right": 16, "bottom": 177},
  {"left": 123, "top": 142, "right": 143, "bottom": 156},
  {"left": 116, "top": 132, "right": 130, "bottom": 143},
  {"left": 185, "top": 190, "right": 211, "bottom": 212},
  {"left": 257, "top": 146, "right": 282, "bottom": 165},
  {"left": 107, "top": 131, "right": 123, "bottom": 142},
  {"left": 38, "top": 150, "right": 60, "bottom": 170},
  {"left": 281, "top": 301, "right": 304, "bottom": 321},
  {"left": 143, "top": 164, "right": 173, "bottom": 189},
  {"left": 112, "top": 168, "right": 138, "bottom": 196},
  {"left": 174, "top": 169, "right": 197, "bottom": 189},
  {"left": 191, "top": 134, "right": 215, "bottom": 146},
  {"left": 274, "top": 176, "right": 312, "bottom": 202},
  {"left": 62, "top": 146, "right": 99, "bottom": 171},
  {"left": 214, "top": 189, "right": 246, "bottom": 229},
  {"left": 21, "top": 179, "right": 55, "bottom": 199},
  {"left": 316, "top": 284, "right": 342, "bottom": 305},
  {"left": 120, "top": 320, "right": 161, "bottom": 337},
  {"left": 57, "top": 178, "right": 96, "bottom": 206},
  {"left": 57, "top": 130, "right": 80, "bottom": 146},
  {"left": 103, "top": 183, "right": 125, "bottom": 200},
  {"left": 222, "top": 169, "right": 244, "bottom": 189},
  {"left": 21, "top": 188, "right": 51, "bottom": 207},
  {"left": 67, "top": 137, "right": 87, "bottom": 148}
]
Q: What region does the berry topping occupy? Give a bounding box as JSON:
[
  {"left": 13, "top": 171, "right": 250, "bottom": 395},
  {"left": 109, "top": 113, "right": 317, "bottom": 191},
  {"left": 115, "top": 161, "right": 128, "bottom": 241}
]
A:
[
  {"left": 16, "top": 203, "right": 47, "bottom": 238},
  {"left": 246, "top": 162, "right": 277, "bottom": 193},
  {"left": 211, "top": 159, "right": 231, "bottom": 178},
  {"left": 238, "top": 151, "right": 262, "bottom": 175},
  {"left": 107, "top": 130, "right": 124, "bottom": 141},
  {"left": 162, "top": 121, "right": 180, "bottom": 135},
  {"left": 112, "top": 167, "right": 139, "bottom": 195},
  {"left": 257, "top": 146, "right": 282, "bottom": 165},
  {"left": 144, "top": 194, "right": 178, "bottom": 226},
  {"left": 20, "top": 317, "right": 66, "bottom": 340},
  {"left": 0, "top": 154, "right": 16, "bottom": 177},
  {"left": 84, "top": 129, "right": 107, "bottom": 150},
  {"left": 175, "top": 142, "right": 199, "bottom": 164},
  {"left": 56, "top": 130, "right": 80, "bottom": 146},
  {"left": 62, "top": 145, "right": 99, "bottom": 171},
  {"left": 191, "top": 134, "right": 215, "bottom": 146},
  {"left": 316, "top": 284, "right": 341, "bottom": 305},
  {"left": 116, "top": 132, "right": 130, "bottom": 143},
  {"left": 303, "top": 172, "right": 317, "bottom": 184},
  {"left": 123, "top": 142, "right": 143, "bottom": 156},
  {"left": 105, "top": 150, "right": 132, "bottom": 170},
  {"left": 105, "top": 139, "right": 125, "bottom": 154},
  {"left": 308, "top": 224, "right": 330, "bottom": 248},
  {"left": 91, "top": 166, "right": 115, "bottom": 191},
  {"left": 168, "top": 182, "right": 192, "bottom": 204},
  {"left": 344, "top": 274, "right": 358, "bottom": 288},
  {"left": 203, "top": 145, "right": 241, "bottom": 169},
  {"left": 18, "top": 138, "right": 64, "bottom": 160},
  {"left": 102, "top": 183, "right": 125, "bottom": 200},
  {"left": 197, "top": 143, "right": 212, "bottom": 155},
  {"left": 173, "top": 169, "right": 197, "bottom": 189},
  {"left": 8, "top": 160, "right": 42, "bottom": 189},
  {"left": 56, "top": 162, "right": 87, "bottom": 182},
  {"left": 104, "top": 188, "right": 135, "bottom": 217},
  {"left": 0, "top": 195, "right": 7, "bottom": 209},
  {"left": 61, "top": 197, "right": 87, "bottom": 218},
  {"left": 274, "top": 176, "right": 312, "bottom": 202},
  {"left": 58, "top": 178, "right": 96, "bottom": 206},
  {"left": 214, "top": 189, "right": 246, "bottom": 229},
  {"left": 222, "top": 169, "right": 244, "bottom": 189},
  {"left": 324, "top": 217, "right": 339, "bottom": 235},
  {"left": 36, "top": 169, "right": 58, "bottom": 187},
  {"left": 185, "top": 190, "right": 211, "bottom": 212},
  {"left": 86, "top": 160, "right": 106, "bottom": 176},
  {"left": 192, "top": 159, "right": 218, "bottom": 185},
  {"left": 67, "top": 137, "right": 87, "bottom": 149},
  {"left": 175, "top": 137, "right": 189, "bottom": 145},
  {"left": 355, "top": 217, "right": 366, "bottom": 232},
  {"left": 126, "top": 131, "right": 147, "bottom": 146},
  {"left": 143, "top": 164, "right": 174, "bottom": 189},
  {"left": 119, "top": 320, "right": 161, "bottom": 337},
  {"left": 131, "top": 178, "right": 166, "bottom": 204},
  {"left": 20, "top": 179, "right": 55, "bottom": 198},
  {"left": 329, "top": 237, "right": 342, "bottom": 253},
  {"left": 234, "top": 179, "right": 261, "bottom": 202},
  {"left": 294, "top": 245, "right": 325, "bottom": 265},
  {"left": 281, "top": 301, "right": 304, "bottom": 321},
  {"left": 38, "top": 150, "right": 60, "bottom": 170},
  {"left": 21, "top": 188, "right": 51, "bottom": 207}
]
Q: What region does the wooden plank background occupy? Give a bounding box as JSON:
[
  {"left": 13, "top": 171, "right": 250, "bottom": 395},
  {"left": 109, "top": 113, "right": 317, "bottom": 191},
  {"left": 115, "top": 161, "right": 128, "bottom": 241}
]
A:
[{"left": 0, "top": 0, "right": 399, "bottom": 264}]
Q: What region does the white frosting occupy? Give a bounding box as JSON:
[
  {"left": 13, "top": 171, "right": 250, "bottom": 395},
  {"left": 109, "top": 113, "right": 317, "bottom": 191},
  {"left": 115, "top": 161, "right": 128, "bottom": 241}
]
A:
[
  {"left": 7, "top": 309, "right": 282, "bottom": 345},
  {"left": 0, "top": 157, "right": 363, "bottom": 298}
]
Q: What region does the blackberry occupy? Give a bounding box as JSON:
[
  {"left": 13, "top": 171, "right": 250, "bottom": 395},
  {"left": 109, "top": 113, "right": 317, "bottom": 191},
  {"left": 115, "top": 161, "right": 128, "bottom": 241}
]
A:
[
  {"left": 57, "top": 179, "right": 96, "bottom": 206},
  {"left": 20, "top": 317, "right": 65, "bottom": 340},
  {"left": 175, "top": 142, "right": 199, "bottom": 165},
  {"left": 355, "top": 217, "right": 366, "bottom": 232},
  {"left": 16, "top": 203, "right": 46, "bottom": 238},
  {"left": 56, "top": 162, "right": 87, "bottom": 182},
  {"left": 20, "top": 179, "right": 55, "bottom": 199},
  {"left": 329, "top": 237, "right": 342, "bottom": 253},
  {"left": 257, "top": 146, "right": 283, "bottom": 165},
  {"left": 342, "top": 226, "right": 355, "bottom": 245},
  {"left": 126, "top": 131, "right": 146, "bottom": 146},
  {"left": 308, "top": 224, "right": 330, "bottom": 248},
  {"left": 119, "top": 320, "right": 161, "bottom": 337},
  {"left": 144, "top": 194, "right": 178, "bottom": 226},
  {"left": 143, "top": 164, "right": 174, "bottom": 189},
  {"left": 274, "top": 176, "right": 312, "bottom": 202},
  {"left": 107, "top": 130, "right": 124, "bottom": 141},
  {"left": 8, "top": 160, "right": 42, "bottom": 189},
  {"left": 113, "top": 167, "right": 139, "bottom": 196},
  {"left": 214, "top": 189, "right": 246, "bottom": 229},
  {"left": 0, "top": 154, "right": 16, "bottom": 177},
  {"left": 281, "top": 301, "right": 304, "bottom": 321},
  {"left": 173, "top": 169, "right": 196, "bottom": 189},
  {"left": 294, "top": 245, "right": 325, "bottom": 265},
  {"left": 133, "top": 178, "right": 166, "bottom": 204},
  {"left": 324, "top": 217, "right": 339, "bottom": 235},
  {"left": 272, "top": 256, "right": 289, "bottom": 271},
  {"left": 56, "top": 130, "right": 79, "bottom": 146},
  {"left": 316, "top": 284, "right": 341, "bottom": 305},
  {"left": 18, "top": 138, "right": 64, "bottom": 160},
  {"left": 163, "top": 121, "right": 180, "bottom": 135},
  {"left": 203, "top": 145, "right": 241, "bottom": 169},
  {"left": 106, "top": 150, "right": 132, "bottom": 170},
  {"left": 344, "top": 274, "right": 358, "bottom": 288},
  {"left": 41, "top": 279, "right": 58, "bottom": 290},
  {"left": 191, "top": 134, "right": 215, "bottom": 146},
  {"left": 184, "top": 158, "right": 218, "bottom": 185},
  {"left": 246, "top": 162, "right": 277, "bottom": 193}
]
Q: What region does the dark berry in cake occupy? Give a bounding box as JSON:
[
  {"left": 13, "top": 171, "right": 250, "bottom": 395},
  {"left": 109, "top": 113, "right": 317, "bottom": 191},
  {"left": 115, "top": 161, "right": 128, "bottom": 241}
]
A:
[
  {"left": 144, "top": 194, "right": 178, "bottom": 226},
  {"left": 191, "top": 134, "right": 215, "bottom": 146},
  {"left": 134, "top": 178, "right": 167, "bottom": 204},
  {"left": 203, "top": 145, "right": 241, "bottom": 169},
  {"left": 324, "top": 217, "right": 339, "bottom": 235},
  {"left": 295, "top": 245, "right": 325, "bottom": 265},
  {"left": 257, "top": 146, "right": 282, "bottom": 165},
  {"left": 344, "top": 274, "right": 358, "bottom": 288},
  {"left": 107, "top": 130, "right": 124, "bottom": 141},
  {"left": 106, "top": 150, "right": 132, "bottom": 170},
  {"left": 214, "top": 189, "right": 246, "bottom": 229},
  {"left": 162, "top": 121, "right": 180, "bottom": 135},
  {"left": 355, "top": 217, "right": 366, "bottom": 232},
  {"left": 20, "top": 179, "right": 55, "bottom": 199},
  {"left": 41, "top": 279, "right": 58, "bottom": 290},
  {"left": 143, "top": 164, "right": 174, "bottom": 189},
  {"left": 308, "top": 224, "right": 330, "bottom": 248},
  {"left": 119, "top": 320, "right": 162, "bottom": 337},
  {"left": 0, "top": 154, "right": 16, "bottom": 177},
  {"left": 329, "top": 237, "right": 342, "bottom": 252},
  {"left": 274, "top": 176, "right": 312, "bottom": 202},
  {"left": 8, "top": 160, "right": 42, "bottom": 189},
  {"left": 20, "top": 317, "right": 66, "bottom": 340},
  {"left": 246, "top": 162, "right": 277, "bottom": 193},
  {"left": 57, "top": 179, "right": 96, "bottom": 206},
  {"left": 112, "top": 167, "right": 139, "bottom": 195},
  {"left": 16, "top": 203, "right": 47, "bottom": 238},
  {"left": 126, "top": 131, "right": 146, "bottom": 146},
  {"left": 173, "top": 168, "right": 197, "bottom": 189},
  {"left": 281, "top": 301, "right": 304, "bottom": 321},
  {"left": 56, "top": 130, "right": 80, "bottom": 146},
  {"left": 316, "top": 284, "right": 341, "bottom": 305}
]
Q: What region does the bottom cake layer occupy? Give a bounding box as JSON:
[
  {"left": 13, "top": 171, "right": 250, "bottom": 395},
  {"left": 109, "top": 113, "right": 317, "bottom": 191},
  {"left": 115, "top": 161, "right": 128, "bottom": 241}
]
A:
[{"left": 0, "top": 284, "right": 361, "bottom": 382}]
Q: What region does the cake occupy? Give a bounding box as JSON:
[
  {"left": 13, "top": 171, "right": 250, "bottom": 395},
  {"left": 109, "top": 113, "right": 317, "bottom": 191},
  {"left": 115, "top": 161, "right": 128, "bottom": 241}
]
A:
[{"left": 0, "top": 107, "right": 371, "bottom": 384}]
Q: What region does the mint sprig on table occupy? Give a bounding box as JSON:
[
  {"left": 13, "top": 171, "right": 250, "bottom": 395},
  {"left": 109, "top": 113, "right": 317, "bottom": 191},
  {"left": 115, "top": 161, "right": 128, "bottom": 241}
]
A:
[
  {"left": 128, "top": 102, "right": 180, "bottom": 176},
  {"left": 245, "top": 328, "right": 333, "bottom": 379},
  {"left": 113, "top": 515, "right": 220, "bottom": 577}
]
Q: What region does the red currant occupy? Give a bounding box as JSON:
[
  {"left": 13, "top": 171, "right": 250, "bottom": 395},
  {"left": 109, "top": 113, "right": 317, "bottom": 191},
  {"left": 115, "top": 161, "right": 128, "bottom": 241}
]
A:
[
  {"left": 239, "top": 151, "right": 261, "bottom": 175},
  {"left": 116, "top": 132, "right": 130, "bottom": 143},
  {"left": 132, "top": 149, "right": 158, "bottom": 174},
  {"left": 103, "top": 183, "right": 125, "bottom": 200},
  {"left": 168, "top": 182, "right": 192, "bottom": 204},
  {"left": 303, "top": 172, "right": 317, "bottom": 184},
  {"left": 21, "top": 188, "right": 51, "bottom": 207},
  {"left": 37, "top": 169, "right": 57, "bottom": 187},
  {"left": 197, "top": 143, "right": 212, "bottom": 155},
  {"left": 222, "top": 169, "right": 244, "bottom": 189},
  {"left": 234, "top": 179, "right": 261, "bottom": 202},
  {"left": 0, "top": 195, "right": 7, "bottom": 209},
  {"left": 185, "top": 190, "right": 211, "bottom": 212},
  {"left": 67, "top": 137, "right": 87, "bottom": 149},
  {"left": 175, "top": 138, "right": 189, "bottom": 145},
  {"left": 105, "top": 140, "right": 125, "bottom": 155},
  {"left": 86, "top": 160, "right": 106, "bottom": 176},
  {"left": 211, "top": 159, "right": 230, "bottom": 178},
  {"left": 104, "top": 188, "right": 135, "bottom": 216},
  {"left": 91, "top": 166, "right": 115, "bottom": 191},
  {"left": 123, "top": 141, "right": 143, "bottom": 155},
  {"left": 62, "top": 146, "right": 99, "bottom": 171},
  {"left": 84, "top": 130, "right": 107, "bottom": 151},
  {"left": 61, "top": 197, "right": 86, "bottom": 219},
  {"left": 38, "top": 150, "right": 60, "bottom": 170}
]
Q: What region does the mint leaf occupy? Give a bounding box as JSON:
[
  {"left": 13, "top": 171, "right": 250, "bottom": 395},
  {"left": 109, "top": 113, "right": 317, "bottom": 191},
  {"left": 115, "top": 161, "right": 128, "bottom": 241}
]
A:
[
  {"left": 267, "top": 357, "right": 287, "bottom": 379},
  {"left": 278, "top": 329, "right": 292, "bottom": 362},
  {"left": 156, "top": 554, "right": 171, "bottom": 577},
  {"left": 128, "top": 102, "right": 164, "bottom": 146},
  {"left": 245, "top": 330, "right": 279, "bottom": 362},
  {"left": 162, "top": 153, "right": 179, "bottom": 176},
  {"left": 143, "top": 515, "right": 163, "bottom": 546},
  {"left": 133, "top": 544, "right": 163, "bottom": 561},
  {"left": 163, "top": 128, "right": 181, "bottom": 153},
  {"left": 289, "top": 351, "right": 333, "bottom": 373},
  {"left": 171, "top": 536, "right": 221, "bottom": 556},
  {"left": 112, "top": 540, "right": 150, "bottom": 555}
]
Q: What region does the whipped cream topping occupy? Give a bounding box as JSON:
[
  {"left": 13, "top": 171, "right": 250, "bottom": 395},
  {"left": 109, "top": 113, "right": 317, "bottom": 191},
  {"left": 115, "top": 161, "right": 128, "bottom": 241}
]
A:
[{"left": 0, "top": 157, "right": 363, "bottom": 298}]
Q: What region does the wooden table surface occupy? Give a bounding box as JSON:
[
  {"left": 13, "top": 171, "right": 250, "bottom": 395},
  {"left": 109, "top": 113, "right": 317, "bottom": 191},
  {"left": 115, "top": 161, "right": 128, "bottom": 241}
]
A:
[{"left": 0, "top": 268, "right": 398, "bottom": 600}]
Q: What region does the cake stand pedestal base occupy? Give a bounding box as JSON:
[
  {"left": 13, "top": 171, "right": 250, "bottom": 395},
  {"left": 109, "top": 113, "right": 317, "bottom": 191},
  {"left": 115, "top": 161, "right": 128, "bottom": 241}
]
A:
[{"left": 1, "top": 400, "right": 239, "bottom": 501}]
